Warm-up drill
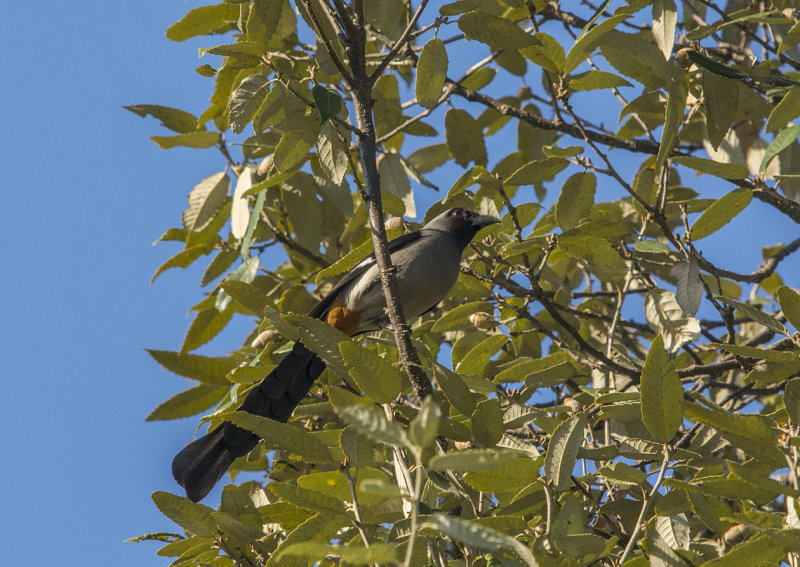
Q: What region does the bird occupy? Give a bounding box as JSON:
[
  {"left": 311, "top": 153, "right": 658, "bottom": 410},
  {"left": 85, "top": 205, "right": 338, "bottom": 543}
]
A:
[{"left": 172, "top": 207, "right": 500, "bottom": 501}]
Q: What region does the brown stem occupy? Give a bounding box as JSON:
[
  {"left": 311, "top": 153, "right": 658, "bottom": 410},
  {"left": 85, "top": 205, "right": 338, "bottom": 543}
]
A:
[{"left": 346, "top": 0, "right": 433, "bottom": 401}]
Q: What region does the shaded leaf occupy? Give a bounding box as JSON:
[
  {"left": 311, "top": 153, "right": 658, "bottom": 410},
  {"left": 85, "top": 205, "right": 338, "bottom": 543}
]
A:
[
  {"left": 228, "top": 411, "right": 333, "bottom": 463},
  {"left": 311, "top": 85, "right": 342, "bottom": 124},
  {"left": 670, "top": 258, "right": 703, "bottom": 316},
  {"left": 429, "top": 448, "right": 522, "bottom": 473},
  {"left": 569, "top": 70, "right": 632, "bottom": 91},
  {"left": 565, "top": 14, "right": 628, "bottom": 73},
  {"left": 655, "top": 71, "right": 689, "bottom": 175},
  {"left": 556, "top": 172, "right": 596, "bottom": 231},
  {"left": 316, "top": 122, "right": 348, "bottom": 185},
  {"left": 445, "top": 108, "right": 487, "bottom": 167},
  {"left": 544, "top": 414, "right": 586, "bottom": 491},
  {"left": 182, "top": 171, "right": 230, "bottom": 232},
  {"left": 471, "top": 398, "right": 503, "bottom": 447},
  {"left": 457, "top": 12, "right": 536, "bottom": 51},
  {"left": 641, "top": 335, "right": 683, "bottom": 442},
  {"left": 760, "top": 124, "right": 800, "bottom": 175},
  {"left": 339, "top": 341, "right": 402, "bottom": 404},
  {"left": 672, "top": 156, "right": 748, "bottom": 179},
  {"left": 409, "top": 396, "right": 442, "bottom": 449},
  {"left": 715, "top": 296, "right": 788, "bottom": 336},
  {"left": 338, "top": 404, "right": 406, "bottom": 446},
  {"left": 766, "top": 87, "right": 800, "bottom": 133},
  {"left": 416, "top": 38, "right": 448, "bottom": 109},
  {"left": 152, "top": 131, "right": 219, "bottom": 150},
  {"left": 777, "top": 286, "right": 800, "bottom": 331},
  {"left": 277, "top": 542, "right": 397, "bottom": 565},
  {"left": 645, "top": 289, "right": 701, "bottom": 352},
  {"left": 124, "top": 104, "right": 198, "bottom": 134}
]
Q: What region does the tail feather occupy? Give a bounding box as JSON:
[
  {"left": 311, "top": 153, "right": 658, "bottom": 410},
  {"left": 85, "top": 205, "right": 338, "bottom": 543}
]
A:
[{"left": 172, "top": 342, "right": 326, "bottom": 502}]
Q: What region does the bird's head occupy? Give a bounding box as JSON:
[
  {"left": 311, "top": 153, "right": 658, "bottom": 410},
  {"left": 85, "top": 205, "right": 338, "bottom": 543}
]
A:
[{"left": 424, "top": 207, "right": 500, "bottom": 248}]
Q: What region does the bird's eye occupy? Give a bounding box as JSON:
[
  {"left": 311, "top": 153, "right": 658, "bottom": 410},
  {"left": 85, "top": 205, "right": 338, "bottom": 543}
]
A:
[{"left": 452, "top": 209, "right": 464, "bottom": 217}]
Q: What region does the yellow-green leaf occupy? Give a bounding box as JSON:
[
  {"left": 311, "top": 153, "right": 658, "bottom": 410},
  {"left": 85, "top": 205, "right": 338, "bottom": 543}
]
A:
[
  {"left": 672, "top": 156, "right": 748, "bottom": 180},
  {"left": 556, "top": 172, "right": 596, "bottom": 231},
  {"left": 339, "top": 342, "right": 402, "bottom": 404},
  {"left": 544, "top": 414, "right": 586, "bottom": 490}
]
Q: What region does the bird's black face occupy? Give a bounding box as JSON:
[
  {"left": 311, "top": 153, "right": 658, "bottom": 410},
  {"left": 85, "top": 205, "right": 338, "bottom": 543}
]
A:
[{"left": 432, "top": 208, "right": 500, "bottom": 248}]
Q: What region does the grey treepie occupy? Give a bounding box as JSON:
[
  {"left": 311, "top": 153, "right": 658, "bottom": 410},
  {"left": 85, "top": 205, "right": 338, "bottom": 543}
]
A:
[{"left": 172, "top": 207, "right": 500, "bottom": 501}]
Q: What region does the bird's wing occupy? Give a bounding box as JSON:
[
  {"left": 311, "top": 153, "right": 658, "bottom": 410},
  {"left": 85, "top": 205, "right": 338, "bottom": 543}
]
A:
[{"left": 308, "top": 230, "right": 423, "bottom": 319}]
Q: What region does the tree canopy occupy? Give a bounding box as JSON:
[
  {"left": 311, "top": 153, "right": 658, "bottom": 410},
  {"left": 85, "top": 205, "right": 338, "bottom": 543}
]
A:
[{"left": 129, "top": 0, "right": 800, "bottom": 565}]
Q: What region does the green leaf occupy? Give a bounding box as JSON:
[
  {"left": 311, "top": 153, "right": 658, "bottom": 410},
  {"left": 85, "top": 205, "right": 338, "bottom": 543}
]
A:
[
  {"left": 690, "top": 188, "right": 752, "bottom": 240},
  {"left": 711, "top": 342, "right": 799, "bottom": 362},
  {"left": 230, "top": 75, "right": 269, "bottom": 134},
  {"left": 152, "top": 492, "right": 218, "bottom": 537},
  {"left": 429, "top": 448, "right": 522, "bottom": 472},
  {"left": 433, "top": 364, "right": 477, "bottom": 416},
  {"left": 218, "top": 280, "right": 270, "bottom": 315},
  {"left": 544, "top": 414, "right": 586, "bottom": 490},
  {"left": 703, "top": 71, "right": 739, "bottom": 149},
  {"left": 146, "top": 350, "right": 236, "bottom": 384},
  {"left": 316, "top": 122, "right": 349, "bottom": 185},
  {"left": 715, "top": 296, "right": 788, "bottom": 336},
  {"left": 265, "top": 514, "right": 348, "bottom": 567},
  {"left": 407, "top": 143, "right": 449, "bottom": 173},
  {"left": 496, "top": 352, "right": 574, "bottom": 387},
  {"left": 274, "top": 129, "right": 315, "bottom": 172},
  {"left": 181, "top": 305, "right": 235, "bottom": 353},
  {"left": 147, "top": 383, "right": 227, "bottom": 421},
  {"left": 247, "top": 0, "right": 293, "bottom": 47},
  {"left": 456, "top": 334, "right": 506, "bottom": 376},
  {"left": 777, "top": 286, "right": 800, "bottom": 331},
  {"left": 182, "top": 171, "right": 230, "bottom": 232},
  {"left": 600, "top": 32, "right": 670, "bottom": 89},
  {"left": 687, "top": 50, "right": 747, "bottom": 79},
  {"left": 555, "top": 172, "right": 596, "bottom": 231},
  {"left": 766, "top": 87, "right": 800, "bottom": 133},
  {"left": 672, "top": 156, "right": 748, "bottom": 180},
  {"left": 655, "top": 71, "right": 689, "bottom": 175},
  {"left": 565, "top": 14, "right": 628, "bottom": 73},
  {"left": 198, "top": 42, "right": 265, "bottom": 59},
  {"left": 277, "top": 542, "right": 397, "bottom": 565},
  {"left": 457, "top": 11, "right": 536, "bottom": 51},
  {"left": 269, "top": 482, "right": 346, "bottom": 516},
  {"left": 559, "top": 234, "right": 627, "bottom": 282},
  {"left": 416, "top": 38, "right": 448, "bottom": 109},
  {"left": 241, "top": 170, "right": 297, "bottom": 197},
  {"left": 634, "top": 240, "right": 670, "bottom": 254},
  {"left": 166, "top": 4, "right": 239, "bottom": 42},
  {"left": 568, "top": 70, "right": 632, "bottom": 91},
  {"left": 432, "top": 301, "right": 493, "bottom": 332},
  {"left": 151, "top": 131, "right": 219, "bottom": 150},
  {"left": 598, "top": 462, "right": 648, "bottom": 485},
  {"left": 471, "top": 399, "right": 503, "bottom": 447},
  {"left": 311, "top": 85, "right": 342, "bottom": 124},
  {"left": 505, "top": 157, "right": 569, "bottom": 186},
  {"left": 422, "top": 513, "right": 537, "bottom": 565},
  {"left": 681, "top": 398, "right": 783, "bottom": 463},
  {"left": 151, "top": 244, "right": 211, "bottom": 284},
  {"left": 445, "top": 108, "right": 487, "bottom": 167},
  {"left": 338, "top": 404, "right": 406, "bottom": 446},
  {"left": 641, "top": 335, "right": 683, "bottom": 442},
  {"left": 228, "top": 411, "right": 333, "bottom": 463},
  {"left": 409, "top": 396, "right": 442, "bottom": 449},
  {"left": 786, "top": 379, "right": 800, "bottom": 425},
  {"left": 339, "top": 341, "right": 402, "bottom": 404},
  {"left": 760, "top": 125, "right": 800, "bottom": 175},
  {"left": 124, "top": 104, "right": 198, "bottom": 134},
  {"left": 519, "top": 32, "right": 566, "bottom": 74},
  {"left": 670, "top": 258, "right": 703, "bottom": 317},
  {"left": 214, "top": 255, "right": 259, "bottom": 311}
]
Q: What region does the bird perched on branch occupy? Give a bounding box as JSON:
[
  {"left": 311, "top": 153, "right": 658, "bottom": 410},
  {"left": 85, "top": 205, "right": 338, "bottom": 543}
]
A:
[{"left": 172, "top": 207, "right": 500, "bottom": 501}]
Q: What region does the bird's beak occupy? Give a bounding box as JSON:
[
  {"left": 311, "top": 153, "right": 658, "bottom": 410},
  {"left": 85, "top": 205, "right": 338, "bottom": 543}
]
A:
[{"left": 471, "top": 214, "right": 500, "bottom": 228}]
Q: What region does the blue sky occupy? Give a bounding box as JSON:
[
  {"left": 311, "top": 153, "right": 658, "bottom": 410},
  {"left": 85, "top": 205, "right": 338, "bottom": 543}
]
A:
[{"left": 3, "top": 2, "right": 799, "bottom": 566}]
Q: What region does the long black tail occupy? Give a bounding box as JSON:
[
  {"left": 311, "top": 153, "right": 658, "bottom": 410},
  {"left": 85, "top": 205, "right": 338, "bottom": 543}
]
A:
[{"left": 172, "top": 342, "right": 326, "bottom": 502}]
